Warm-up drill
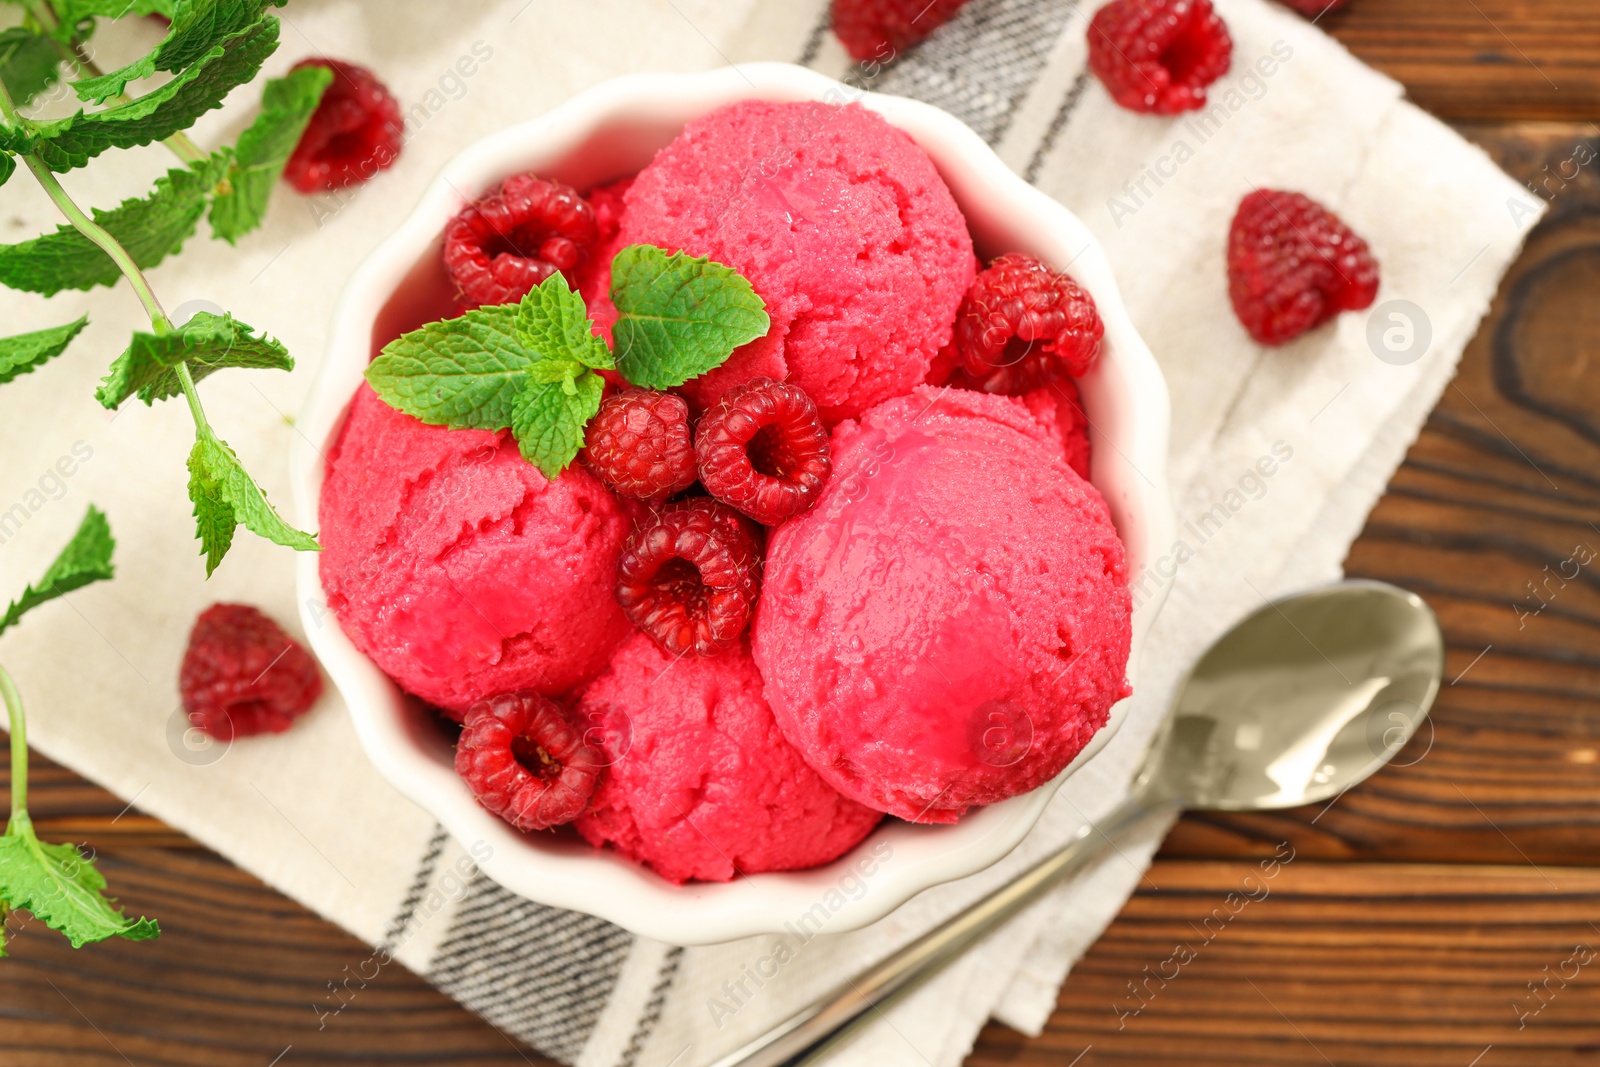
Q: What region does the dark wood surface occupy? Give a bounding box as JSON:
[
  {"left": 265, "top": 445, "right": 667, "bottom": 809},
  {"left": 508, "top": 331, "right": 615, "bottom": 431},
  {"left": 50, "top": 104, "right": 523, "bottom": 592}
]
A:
[{"left": 5, "top": 8, "right": 1600, "bottom": 1067}]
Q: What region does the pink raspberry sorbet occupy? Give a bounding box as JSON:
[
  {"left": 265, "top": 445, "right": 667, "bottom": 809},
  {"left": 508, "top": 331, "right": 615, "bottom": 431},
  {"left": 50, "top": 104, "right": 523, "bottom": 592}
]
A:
[
  {"left": 615, "top": 100, "right": 976, "bottom": 423},
  {"left": 754, "top": 387, "right": 1131, "bottom": 823},
  {"left": 1020, "top": 377, "right": 1093, "bottom": 481},
  {"left": 575, "top": 633, "right": 882, "bottom": 884},
  {"left": 318, "top": 385, "right": 635, "bottom": 718}
]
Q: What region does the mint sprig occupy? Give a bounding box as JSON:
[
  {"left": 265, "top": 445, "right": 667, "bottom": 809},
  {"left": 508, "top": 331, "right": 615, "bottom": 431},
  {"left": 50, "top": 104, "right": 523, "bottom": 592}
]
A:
[
  {"left": 96, "top": 311, "right": 290, "bottom": 407},
  {"left": 187, "top": 429, "right": 317, "bottom": 576},
  {"left": 611, "top": 244, "right": 769, "bottom": 388},
  {"left": 45, "top": 1, "right": 177, "bottom": 43},
  {"left": 1, "top": 507, "right": 159, "bottom": 956},
  {"left": 0, "top": 152, "right": 229, "bottom": 295},
  {"left": 3, "top": 16, "right": 280, "bottom": 172},
  {"left": 73, "top": 0, "right": 285, "bottom": 103},
  {"left": 0, "top": 0, "right": 329, "bottom": 576},
  {"left": 368, "top": 275, "right": 617, "bottom": 478},
  {"left": 365, "top": 247, "right": 769, "bottom": 479}
]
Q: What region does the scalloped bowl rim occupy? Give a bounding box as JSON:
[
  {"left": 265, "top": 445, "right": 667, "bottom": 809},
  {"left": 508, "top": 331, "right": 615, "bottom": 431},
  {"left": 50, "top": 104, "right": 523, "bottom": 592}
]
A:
[{"left": 292, "top": 62, "right": 1174, "bottom": 946}]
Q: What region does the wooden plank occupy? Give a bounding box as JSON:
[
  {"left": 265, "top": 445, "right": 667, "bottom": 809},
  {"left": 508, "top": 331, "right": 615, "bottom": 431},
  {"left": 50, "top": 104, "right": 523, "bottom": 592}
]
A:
[
  {"left": 966, "top": 861, "right": 1600, "bottom": 1067},
  {"left": 1323, "top": 0, "right": 1600, "bottom": 121}
]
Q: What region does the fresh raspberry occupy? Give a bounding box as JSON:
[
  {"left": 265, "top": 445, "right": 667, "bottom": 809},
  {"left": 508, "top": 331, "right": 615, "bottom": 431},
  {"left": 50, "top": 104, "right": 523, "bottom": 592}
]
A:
[
  {"left": 950, "top": 254, "right": 1104, "bottom": 396},
  {"left": 695, "top": 379, "right": 831, "bottom": 526},
  {"left": 586, "top": 177, "right": 632, "bottom": 246},
  {"left": 179, "top": 604, "right": 322, "bottom": 741},
  {"left": 832, "top": 0, "right": 971, "bottom": 61},
  {"left": 1087, "top": 0, "right": 1233, "bottom": 115},
  {"left": 455, "top": 691, "right": 604, "bottom": 831},
  {"left": 1227, "top": 189, "right": 1380, "bottom": 345},
  {"left": 584, "top": 389, "right": 697, "bottom": 503},
  {"left": 443, "top": 174, "right": 598, "bottom": 309},
  {"left": 616, "top": 498, "right": 762, "bottom": 657},
  {"left": 283, "top": 59, "right": 403, "bottom": 193}
]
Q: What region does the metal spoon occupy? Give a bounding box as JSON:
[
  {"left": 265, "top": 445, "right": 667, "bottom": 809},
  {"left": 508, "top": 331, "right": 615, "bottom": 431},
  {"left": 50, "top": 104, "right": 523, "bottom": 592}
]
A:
[{"left": 710, "top": 579, "right": 1444, "bottom": 1067}]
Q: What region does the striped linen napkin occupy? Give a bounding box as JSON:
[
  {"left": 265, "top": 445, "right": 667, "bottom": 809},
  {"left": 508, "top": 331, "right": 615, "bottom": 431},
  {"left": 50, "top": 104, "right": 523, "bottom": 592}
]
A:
[{"left": 0, "top": 1, "right": 1539, "bottom": 1065}]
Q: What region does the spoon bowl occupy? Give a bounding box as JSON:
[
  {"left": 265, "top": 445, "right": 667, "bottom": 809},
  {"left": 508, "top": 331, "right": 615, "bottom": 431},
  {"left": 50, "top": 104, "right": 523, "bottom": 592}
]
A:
[{"left": 1137, "top": 579, "right": 1445, "bottom": 811}]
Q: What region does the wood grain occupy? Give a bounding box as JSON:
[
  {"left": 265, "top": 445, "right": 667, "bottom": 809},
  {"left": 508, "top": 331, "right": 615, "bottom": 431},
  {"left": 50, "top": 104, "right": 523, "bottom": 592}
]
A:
[
  {"left": 1323, "top": 0, "right": 1600, "bottom": 121},
  {"left": 4, "top": 20, "right": 1600, "bottom": 1067}
]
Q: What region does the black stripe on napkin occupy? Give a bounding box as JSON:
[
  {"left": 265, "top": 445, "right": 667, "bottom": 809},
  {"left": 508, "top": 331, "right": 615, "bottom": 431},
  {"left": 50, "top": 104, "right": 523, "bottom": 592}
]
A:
[
  {"left": 428, "top": 873, "right": 635, "bottom": 1063},
  {"left": 380, "top": 824, "right": 449, "bottom": 951},
  {"left": 617, "top": 947, "right": 686, "bottom": 1067},
  {"left": 1024, "top": 68, "right": 1092, "bottom": 182},
  {"left": 872, "top": 0, "right": 1082, "bottom": 146}
]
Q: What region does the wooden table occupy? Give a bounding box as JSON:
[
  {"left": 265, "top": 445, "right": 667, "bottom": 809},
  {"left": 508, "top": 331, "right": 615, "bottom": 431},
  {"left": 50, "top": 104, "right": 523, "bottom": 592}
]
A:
[{"left": 5, "top": 3, "right": 1600, "bottom": 1064}]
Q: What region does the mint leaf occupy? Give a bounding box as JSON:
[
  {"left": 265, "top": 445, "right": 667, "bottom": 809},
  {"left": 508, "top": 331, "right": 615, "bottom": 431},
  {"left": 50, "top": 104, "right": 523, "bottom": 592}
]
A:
[
  {"left": 516, "top": 272, "right": 612, "bottom": 371},
  {"left": 187, "top": 430, "right": 316, "bottom": 575},
  {"left": 209, "top": 62, "right": 332, "bottom": 243},
  {"left": 185, "top": 435, "right": 234, "bottom": 574},
  {"left": 0, "top": 314, "right": 87, "bottom": 386},
  {"left": 96, "top": 312, "right": 290, "bottom": 408},
  {"left": 73, "top": 0, "right": 285, "bottom": 103},
  {"left": 512, "top": 372, "right": 603, "bottom": 480},
  {"left": 0, "top": 832, "right": 158, "bottom": 949},
  {"left": 366, "top": 304, "right": 532, "bottom": 431},
  {"left": 0, "top": 152, "right": 228, "bottom": 295},
  {"left": 7, "top": 16, "right": 277, "bottom": 171},
  {"left": 0, "top": 153, "right": 12, "bottom": 189},
  {"left": 0, "top": 28, "right": 63, "bottom": 107},
  {"left": 610, "top": 244, "right": 768, "bottom": 389},
  {"left": 0, "top": 505, "right": 114, "bottom": 638},
  {"left": 46, "top": 0, "right": 177, "bottom": 41}
]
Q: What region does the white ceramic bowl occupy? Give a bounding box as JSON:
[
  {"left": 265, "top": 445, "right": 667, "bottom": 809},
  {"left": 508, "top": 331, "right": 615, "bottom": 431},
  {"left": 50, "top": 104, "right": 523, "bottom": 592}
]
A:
[{"left": 292, "top": 62, "right": 1174, "bottom": 946}]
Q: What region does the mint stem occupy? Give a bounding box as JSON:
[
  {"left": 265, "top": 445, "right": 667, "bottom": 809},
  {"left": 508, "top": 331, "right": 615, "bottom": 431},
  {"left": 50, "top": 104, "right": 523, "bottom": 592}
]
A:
[
  {"left": 19, "top": 0, "right": 208, "bottom": 166},
  {"left": 1, "top": 664, "right": 28, "bottom": 834},
  {"left": 174, "top": 363, "right": 211, "bottom": 432},
  {"left": 0, "top": 80, "right": 174, "bottom": 332},
  {"left": 24, "top": 159, "right": 173, "bottom": 332}
]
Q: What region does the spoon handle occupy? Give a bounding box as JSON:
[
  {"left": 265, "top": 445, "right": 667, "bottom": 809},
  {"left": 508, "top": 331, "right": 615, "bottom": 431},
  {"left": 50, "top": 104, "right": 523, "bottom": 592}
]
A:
[{"left": 706, "top": 795, "right": 1176, "bottom": 1067}]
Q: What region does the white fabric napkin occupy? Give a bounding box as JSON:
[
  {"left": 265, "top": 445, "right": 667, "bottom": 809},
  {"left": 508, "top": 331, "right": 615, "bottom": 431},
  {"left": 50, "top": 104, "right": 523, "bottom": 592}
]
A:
[{"left": 0, "top": 1, "right": 1540, "bottom": 1065}]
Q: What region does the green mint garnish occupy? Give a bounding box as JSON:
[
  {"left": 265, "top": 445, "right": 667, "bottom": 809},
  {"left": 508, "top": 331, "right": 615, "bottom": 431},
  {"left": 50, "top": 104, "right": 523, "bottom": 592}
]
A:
[
  {"left": 209, "top": 62, "right": 332, "bottom": 243},
  {"left": 187, "top": 429, "right": 318, "bottom": 576},
  {"left": 73, "top": 0, "right": 285, "bottom": 103},
  {"left": 367, "top": 302, "right": 534, "bottom": 430},
  {"left": 513, "top": 369, "right": 605, "bottom": 480},
  {"left": 0, "top": 27, "right": 65, "bottom": 109},
  {"left": 610, "top": 244, "right": 769, "bottom": 389},
  {"left": 0, "top": 315, "right": 89, "bottom": 386},
  {"left": 366, "top": 251, "right": 767, "bottom": 479},
  {"left": 516, "top": 267, "right": 614, "bottom": 374},
  {"left": 45, "top": 1, "right": 177, "bottom": 43},
  {"left": 0, "top": 152, "right": 230, "bottom": 295},
  {"left": 3, "top": 17, "right": 279, "bottom": 172},
  {"left": 1, "top": 507, "right": 160, "bottom": 956},
  {"left": 0, "top": 5, "right": 323, "bottom": 572},
  {"left": 97, "top": 312, "right": 291, "bottom": 408},
  {"left": 0, "top": 506, "right": 114, "bottom": 640},
  {"left": 0, "top": 833, "right": 161, "bottom": 953}
]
